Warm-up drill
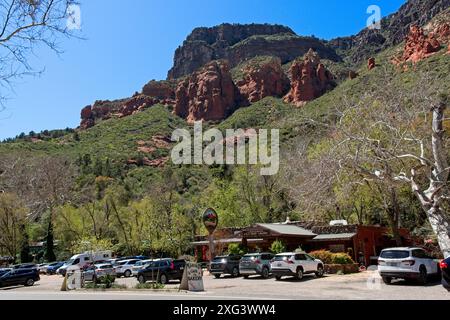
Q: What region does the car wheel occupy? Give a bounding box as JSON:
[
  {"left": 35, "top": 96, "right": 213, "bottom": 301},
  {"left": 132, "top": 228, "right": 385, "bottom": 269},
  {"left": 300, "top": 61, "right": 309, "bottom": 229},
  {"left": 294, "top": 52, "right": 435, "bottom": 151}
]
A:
[
  {"left": 295, "top": 268, "right": 304, "bottom": 280},
  {"left": 382, "top": 276, "right": 392, "bottom": 285},
  {"left": 316, "top": 265, "right": 324, "bottom": 278},
  {"left": 418, "top": 266, "right": 428, "bottom": 285},
  {"left": 214, "top": 274, "right": 221, "bottom": 279},
  {"left": 159, "top": 273, "right": 168, "bottom": 285},
  {"left": 262, "top": 267, "right": 270, "bottom": 279},
  {"left": 232, "top": 267, "right": 239, "bottom": 278},
  {"left": 25, "top": 278, "right": 35, "bottom": 287},
  {"left": 124, "top": 270, "right": 132, "bottom": 278},
  {"left": 138, "top": 275, "right": 146, "bottom": 284},
  {"left": 243, "top": 275, "right": 249, "bottom": 279},
  {"left": 275, "top": 276, "right": 282, "bottom": 281}
]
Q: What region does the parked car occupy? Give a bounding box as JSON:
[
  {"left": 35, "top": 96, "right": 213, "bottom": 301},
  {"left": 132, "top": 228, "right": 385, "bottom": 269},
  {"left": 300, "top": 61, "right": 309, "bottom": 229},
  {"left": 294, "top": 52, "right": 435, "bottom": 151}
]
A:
[
  {"left": 114, "top": 259, "right": 140, "bottom": 278},
  {"left": 270, "top": 252, "right": 324, "bottom": 281},
  {"left": 137, "top": 259, "right": 185, "bottom": 285},
  {"left": 12, "top": 263, "right": 37, "bottom": 270},
  {"left": 0, "top": 268, "right": 40, "bottom": 288},
  {"left": 0, "top": 268, "right": 12, "bottom": 277},
  {"left": 45, "top": 262, "right": 65, "bottom": 275},
  {"left": 378, "top": 247, "right": 440, "bottom": 285},
  {"left": 440, "top": 256, "right": 450, "bottom": 291},
  {"left": 210, "top": 255, "right": 241, "bottom": 278},
  {"left": 132, "top": 259, "right": 153, "bottom": 277},
  {"left": 37, "top": 263, "right": 49, "bottom": 274},
  {"left": 83, "top": 263, "right": 116, "bottom": 283},
  {"left": 239, "top": 253, "right": 274, "bottom": 279}
]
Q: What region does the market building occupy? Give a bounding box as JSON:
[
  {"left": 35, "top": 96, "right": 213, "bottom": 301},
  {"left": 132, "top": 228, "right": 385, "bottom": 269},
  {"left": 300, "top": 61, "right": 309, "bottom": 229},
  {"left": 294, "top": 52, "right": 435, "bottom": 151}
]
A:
[{"left": 192, "top": 220, "right": 414, "bottom": 266}]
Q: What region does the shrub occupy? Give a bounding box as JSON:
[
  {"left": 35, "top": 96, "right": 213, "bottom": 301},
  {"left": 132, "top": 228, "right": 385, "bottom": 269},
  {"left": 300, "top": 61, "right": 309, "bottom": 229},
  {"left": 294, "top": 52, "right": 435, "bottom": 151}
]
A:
[
  {"left": 135, "top": 282, "right": 165, "bottom": 290},
  {"left": 309, "top": 250, "right": 334, "bottom": 264},
  {"left": 309, "top": 250, "right": 355, "bottom": 265},
  {"left": 270, "top": 240, "right": 286, "bottom": 254},
  {"left": 227, "top": 243, "right": 247, "bottom": 256},
  {"left": 331, "top": 253, "right": 354, "bottom": 265}
]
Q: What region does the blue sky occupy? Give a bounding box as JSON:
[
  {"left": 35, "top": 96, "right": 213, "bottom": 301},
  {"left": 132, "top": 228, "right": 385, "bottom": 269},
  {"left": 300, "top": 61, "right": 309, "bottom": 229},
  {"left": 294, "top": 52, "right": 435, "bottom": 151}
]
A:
[{"left": 0, "top": 0, "right": 406, "bottom": 140}]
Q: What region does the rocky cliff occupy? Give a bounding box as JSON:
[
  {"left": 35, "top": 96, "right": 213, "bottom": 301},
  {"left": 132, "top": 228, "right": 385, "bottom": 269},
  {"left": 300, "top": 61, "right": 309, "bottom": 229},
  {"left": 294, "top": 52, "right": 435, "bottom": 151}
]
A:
[
  {"left": 329, "top": 0, "right": 450, "bottom": 64},
  {"left": 174, "top": 60, "right": 239, "bottom": 123},
  {"left": 168, "top": 23, "right": 341, "bottom": 79}
]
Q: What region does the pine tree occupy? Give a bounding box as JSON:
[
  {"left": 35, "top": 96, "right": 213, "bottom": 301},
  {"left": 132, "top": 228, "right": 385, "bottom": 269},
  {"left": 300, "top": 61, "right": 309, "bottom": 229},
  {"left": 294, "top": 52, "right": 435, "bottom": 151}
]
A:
[
  {"left": 45, "top": 218, "right": 56, "bottom": 262},
  {"left": 20, "top": 224, "right": 32, "bottom": 263}
]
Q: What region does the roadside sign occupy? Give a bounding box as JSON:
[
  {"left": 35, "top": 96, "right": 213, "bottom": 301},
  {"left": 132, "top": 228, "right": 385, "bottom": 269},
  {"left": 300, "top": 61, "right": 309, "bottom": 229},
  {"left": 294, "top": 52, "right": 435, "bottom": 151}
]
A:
[{"left": 179, "top": 262, "right": 204, "bottom": 292}]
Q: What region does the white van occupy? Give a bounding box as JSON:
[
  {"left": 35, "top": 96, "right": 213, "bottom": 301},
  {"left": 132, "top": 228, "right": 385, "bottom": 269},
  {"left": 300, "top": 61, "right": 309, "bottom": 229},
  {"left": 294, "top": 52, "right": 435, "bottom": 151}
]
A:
[{"left": 57, "top": 251, "right": 112, "bottom": 276}]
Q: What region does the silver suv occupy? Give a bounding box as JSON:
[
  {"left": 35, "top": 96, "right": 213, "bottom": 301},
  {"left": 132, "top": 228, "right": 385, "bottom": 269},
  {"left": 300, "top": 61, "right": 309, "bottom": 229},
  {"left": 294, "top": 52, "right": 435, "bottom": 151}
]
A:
[{"left": 239, "top": 253, "right": 274, "bottom": 279}]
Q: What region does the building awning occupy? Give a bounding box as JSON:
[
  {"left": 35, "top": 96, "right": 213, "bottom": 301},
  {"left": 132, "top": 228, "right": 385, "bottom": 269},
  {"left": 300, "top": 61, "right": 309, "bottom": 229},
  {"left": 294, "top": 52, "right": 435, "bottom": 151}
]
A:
[
  {"left": 255, "top": 223, "right": 317, "bottom": 237},
  {"left": 311, "top": 233, "right": 357, "bottom": 242},
  {"left": 191, "top": 238, "right": 264, "bottom": 246}
]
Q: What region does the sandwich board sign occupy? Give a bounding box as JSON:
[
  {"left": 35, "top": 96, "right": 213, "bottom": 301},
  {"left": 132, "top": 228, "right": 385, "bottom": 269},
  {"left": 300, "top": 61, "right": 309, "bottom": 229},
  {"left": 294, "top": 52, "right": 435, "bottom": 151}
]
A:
[{"left": 179, "top": 262, "right": 204, "bottom": 292}]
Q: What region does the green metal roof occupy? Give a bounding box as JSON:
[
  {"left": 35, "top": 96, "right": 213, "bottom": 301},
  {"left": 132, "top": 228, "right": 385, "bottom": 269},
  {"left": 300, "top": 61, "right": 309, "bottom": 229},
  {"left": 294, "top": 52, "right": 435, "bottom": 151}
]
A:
[
  {"left": 312, "top": 233, "right": 357, "bottom": 241},
  {"left": 257, "top": 224, "right": 317, "bottom": 237}
]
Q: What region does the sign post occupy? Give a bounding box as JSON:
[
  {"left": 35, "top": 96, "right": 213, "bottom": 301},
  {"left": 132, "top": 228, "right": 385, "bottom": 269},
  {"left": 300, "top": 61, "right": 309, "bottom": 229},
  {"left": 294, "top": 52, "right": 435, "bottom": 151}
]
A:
[{"left": 202, "top": 208, "right": 218, "bottom": 266}]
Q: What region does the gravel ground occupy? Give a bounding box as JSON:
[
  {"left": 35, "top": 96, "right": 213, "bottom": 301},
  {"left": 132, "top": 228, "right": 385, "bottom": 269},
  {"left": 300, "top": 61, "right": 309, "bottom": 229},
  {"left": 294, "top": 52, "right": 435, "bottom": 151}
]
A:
[{"left": 0, "top": 270, "right": 448, "bottom": 300}]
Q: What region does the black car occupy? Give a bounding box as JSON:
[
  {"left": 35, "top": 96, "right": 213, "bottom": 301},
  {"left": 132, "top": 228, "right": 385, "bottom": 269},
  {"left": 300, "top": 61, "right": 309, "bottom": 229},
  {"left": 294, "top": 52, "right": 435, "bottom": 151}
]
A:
[
  {"left": 0, "top": 268, "right": 40, "bottom": 288},
  {"left": 210, "top": 255, "right": 241, "bottom": 278},
  {"left": 0, "top": 268, "right": 12, "bottom": 277},
  {"left": 12, "top": 263, "right": 37, "bottom": 270},
  {"left": 441, "top": 257, "right": 450, "bottom": 291},
  {"left": 137, "top": 259, "right": 185, "bottom": 285}
]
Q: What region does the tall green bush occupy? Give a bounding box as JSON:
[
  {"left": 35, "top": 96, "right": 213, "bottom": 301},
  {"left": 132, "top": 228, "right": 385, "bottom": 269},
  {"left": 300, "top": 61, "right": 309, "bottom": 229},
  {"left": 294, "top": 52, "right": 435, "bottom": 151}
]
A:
[{"left": 270, "top": 240, "right": 286, "bottom": 254}]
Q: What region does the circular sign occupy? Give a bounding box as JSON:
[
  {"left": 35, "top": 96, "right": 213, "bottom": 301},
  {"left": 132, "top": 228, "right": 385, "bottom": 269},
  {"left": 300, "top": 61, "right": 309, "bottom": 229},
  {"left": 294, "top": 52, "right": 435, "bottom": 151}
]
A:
[{"left": 202, "top": 208, "right": 218, "bottom": 234}]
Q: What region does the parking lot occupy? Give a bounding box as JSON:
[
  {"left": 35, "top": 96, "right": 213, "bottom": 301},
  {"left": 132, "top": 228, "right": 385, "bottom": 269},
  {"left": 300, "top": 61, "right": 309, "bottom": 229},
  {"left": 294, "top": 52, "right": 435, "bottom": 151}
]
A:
[{"left": 0, "top": 270, "right": 447, "bottom": 300}]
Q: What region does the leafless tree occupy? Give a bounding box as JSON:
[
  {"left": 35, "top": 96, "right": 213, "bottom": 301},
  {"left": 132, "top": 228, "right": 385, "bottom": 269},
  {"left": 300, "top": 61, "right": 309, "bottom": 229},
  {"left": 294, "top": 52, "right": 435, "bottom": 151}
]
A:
[
  {"left": 0, "top": 0, "right": 80, "bottom": 102},
  {"left": 315, "top": 69, "right": 450, "bottom": 257}
]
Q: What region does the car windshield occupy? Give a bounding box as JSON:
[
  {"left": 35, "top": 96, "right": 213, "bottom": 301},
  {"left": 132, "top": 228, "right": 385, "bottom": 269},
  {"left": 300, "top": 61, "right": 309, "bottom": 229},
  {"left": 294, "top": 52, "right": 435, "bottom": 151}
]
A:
[
  {"left": 380, "top": 250, "right": 410, "bottom": 259},
  {"left": 213, "top": 257, "right": 227, "bottom": 262},
  {"left": 274, "top": 255, "right": 291, "bottom": 261},
  {"left": 241, "top": 255, "right": 259, "bottom": 261}
]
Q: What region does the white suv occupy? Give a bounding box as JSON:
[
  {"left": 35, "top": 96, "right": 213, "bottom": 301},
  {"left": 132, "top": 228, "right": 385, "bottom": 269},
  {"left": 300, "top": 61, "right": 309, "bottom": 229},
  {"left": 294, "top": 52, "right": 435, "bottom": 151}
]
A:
[
  {"left": 378, "top": 247, "right": 440, "bottom": 285},
  {"left": 270, "top": 252, "right": 324, "bottom": 281}
]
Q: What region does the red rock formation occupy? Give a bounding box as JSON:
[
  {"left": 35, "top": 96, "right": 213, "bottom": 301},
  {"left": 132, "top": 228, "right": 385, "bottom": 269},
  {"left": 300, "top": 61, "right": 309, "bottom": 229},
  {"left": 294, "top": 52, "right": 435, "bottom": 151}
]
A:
[
  {"left": 80, "top": 105, "right": 95, "bottom": 129},
  {"left": 236, "top": 57, "right": 289, "bottom": 104},
  {"left": 175, "top": 60, "right": 238, "bottom": 123},
  {"left": 399, "top": 25, "right": 442, "bottom": 64},
  {"left": 142, "top": 80, "right": 176, "bottom": 102},
  {"left": 367, "top": 57, "right": 376, "bottom": 70},
  {"left": 127, "top": 156, "right": 169, "bottom": 168},
  {"left": 118, "top": 95, "right": 155, "bottom": 118},
  {"left": 283, "top": 49, "right": 335, "bottom": 107}
]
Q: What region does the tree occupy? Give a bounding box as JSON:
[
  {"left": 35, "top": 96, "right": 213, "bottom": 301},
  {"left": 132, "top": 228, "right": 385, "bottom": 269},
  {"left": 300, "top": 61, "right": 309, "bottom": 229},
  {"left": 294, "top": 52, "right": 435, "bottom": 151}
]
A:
[
  {"left": 0, "top": 0, "right": 80, "bottom": 101},
  {"left": 0, "top": 193, "right": 26, "bottom": 259},
  {"left": 19, "top": 223, "right": 32, "bottom": 263},
  {"left": 307, "top": 70, "right": 450, "bottom": 257}
]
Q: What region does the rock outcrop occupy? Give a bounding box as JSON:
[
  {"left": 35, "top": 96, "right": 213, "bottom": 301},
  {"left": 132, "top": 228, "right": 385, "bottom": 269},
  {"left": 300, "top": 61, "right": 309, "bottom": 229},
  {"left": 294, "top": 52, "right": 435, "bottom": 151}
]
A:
[
  {"left": 329, "top": 0, "right": 450, "bottom": 64},
  {"left": 142, "top": 80, "right": 176, "bottom": 102},
  {"left": 175, "top": 60, "right": 239, "bottom": 123},
  {"left": 168, "top": 23, "right": 341, "bottom": 79},
  {"left": 283, "top": 50, "right": 335, "bottom": 107},
  {"left": 368, "top": 57, "right": 376, "bottom": 70},
  {"left": 393, "top": 23, "right": 449, "bottom": 65},
  {"left": 236, "top": 57, "right": 290, "bottom": 104}
]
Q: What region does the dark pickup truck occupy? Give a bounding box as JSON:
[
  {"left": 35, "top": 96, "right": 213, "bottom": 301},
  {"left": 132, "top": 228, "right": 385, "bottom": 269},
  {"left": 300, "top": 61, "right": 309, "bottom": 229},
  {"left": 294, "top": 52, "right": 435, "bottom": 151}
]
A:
[{"left": 137, "top": 259, "right": 185, "bottom": 285}]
